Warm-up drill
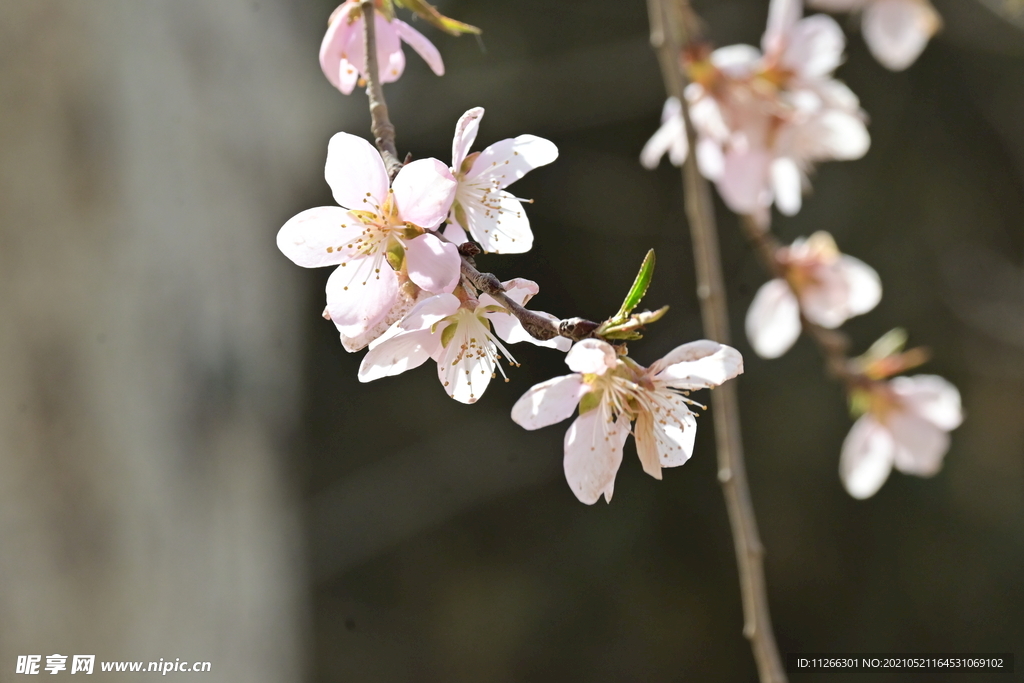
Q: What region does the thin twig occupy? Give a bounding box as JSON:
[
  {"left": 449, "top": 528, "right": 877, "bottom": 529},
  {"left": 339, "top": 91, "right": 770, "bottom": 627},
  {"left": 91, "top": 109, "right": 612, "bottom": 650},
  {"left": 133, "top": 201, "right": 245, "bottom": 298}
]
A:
[
  {"left": 647, "top": 1, "right": 787, "bottom": 681},
  {"left": 361, "top": 0, "right": 403, "bottom": 179}
]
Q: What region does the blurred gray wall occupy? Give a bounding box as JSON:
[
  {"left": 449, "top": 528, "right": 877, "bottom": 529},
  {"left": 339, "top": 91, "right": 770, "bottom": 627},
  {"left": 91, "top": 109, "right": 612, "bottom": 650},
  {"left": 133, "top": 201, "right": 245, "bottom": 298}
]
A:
[{"left": 0, "top": 1, "right": 342, "bottom": 678}]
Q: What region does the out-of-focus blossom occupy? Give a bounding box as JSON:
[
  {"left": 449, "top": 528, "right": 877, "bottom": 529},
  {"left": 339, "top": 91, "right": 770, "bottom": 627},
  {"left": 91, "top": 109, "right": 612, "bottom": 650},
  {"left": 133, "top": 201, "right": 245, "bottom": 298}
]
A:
[
  {"left": 841, "top": 374, "right": 961, "bottom": 498},
  {"left": 359, "top": 279, "right": 570, "bottom": 403},
  {"left": 745, "top": 231, "right": 881, "bottom": 358},
  {"left": 277, "top": 132, "right": 459, "bottom": 347},
  {"left": 443, "top": 107, "right": 558, "bottom": 254},
  {"left": 642, "top": 0, "right": 869, "bottom": 222},
  {"left": 512, "top": 339, "right": 743, "bottom": 504},
  {"left": 320, "top": 1, "right": 444, "bottom": 95},
  {"left": 809, "top": 0, "right": 941, "bottom": 71},
  {"left": 640, "top": 97, "right": 689, "bottom": 170}
]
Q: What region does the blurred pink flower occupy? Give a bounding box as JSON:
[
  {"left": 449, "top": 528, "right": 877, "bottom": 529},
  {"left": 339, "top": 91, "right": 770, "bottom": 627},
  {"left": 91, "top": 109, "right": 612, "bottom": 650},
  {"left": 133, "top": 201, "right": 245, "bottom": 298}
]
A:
[
  {"left": 359, "top": 279, "right": 570, "bottom": 403},
  {"left": 809, "top": 0, "right": 941, "bottom": 71},
  {"left": 320, "top": 1, "right": 444, "bottom": 95},
  {"left": 442, "top": 107, "right": 558, "bottom": 254},
  {"left": 841, "top": 374, "right": 961, "bottom": 499},
  {"left": 512, "top": 339, "right": 743, "bottom": 504},
  {"left": 277, "top": 132, "right": 458, "bottom": 345},
  {"left": 745, "top": 232, "right": 881, "bottom": 358}
]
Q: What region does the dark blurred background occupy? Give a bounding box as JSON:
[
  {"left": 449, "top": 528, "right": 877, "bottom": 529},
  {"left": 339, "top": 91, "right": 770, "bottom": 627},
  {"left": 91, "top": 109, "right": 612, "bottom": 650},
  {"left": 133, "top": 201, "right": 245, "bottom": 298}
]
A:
[{"left": 2, "top": 0, "right": 1022, "bottom": 681}]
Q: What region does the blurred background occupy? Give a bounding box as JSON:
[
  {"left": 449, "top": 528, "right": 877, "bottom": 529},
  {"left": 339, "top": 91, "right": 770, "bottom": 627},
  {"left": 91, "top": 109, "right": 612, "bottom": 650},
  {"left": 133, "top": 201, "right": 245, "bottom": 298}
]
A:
[{"left": 1, "top": 0, "right": 1022, "bottom": 681}]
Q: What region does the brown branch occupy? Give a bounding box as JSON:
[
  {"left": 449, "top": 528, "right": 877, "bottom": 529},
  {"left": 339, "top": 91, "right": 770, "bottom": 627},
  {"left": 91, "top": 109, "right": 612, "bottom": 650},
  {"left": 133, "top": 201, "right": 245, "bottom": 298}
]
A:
[
  {"left": 647, "top": 1, "right": 787, "bottom": 682},
  {"left": 361, "top": 0, "right": 403, "bottom": 179}
]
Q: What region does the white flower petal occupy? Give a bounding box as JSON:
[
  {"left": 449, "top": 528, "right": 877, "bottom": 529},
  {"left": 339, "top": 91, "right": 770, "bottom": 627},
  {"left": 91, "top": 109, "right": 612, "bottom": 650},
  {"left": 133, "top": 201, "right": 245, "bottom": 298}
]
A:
[
  {"left": 394, "top": 18, "right": 445, "bottom": 76},
  {"left": 839, "top": 255, "right": 882, "bottom": 316},
  {"left": 325, "top": 257, "right": 399, "bottom": 337},
  {"left": 399, "top": 292, "right": 461, "bottom": 331},
  {"left": 404, "top": 233, "right": 460, "bottom": 293},
  {"left": 710, "top": 44, "right": 763, "bottom": 77},
  {"left": 563, "top": 411, "right": 629, "bottom": 505},
  {"left": 695, "top": 137, "right": 725, "bottom": 180},
  {"left": 451, "top": 107, "right": 484, "bottom": 171},
  {"left": 500, "top": 278, "right": 539, "bottom": 306},
  {"left": 460, "top": 191, "right": 534, "bottom": 254},
  {"left": 276, "top": 206, "right": 354, "bottom": 268},
  {"left": 862, "top": 0, "right": 940, "bottom": 71},
  {"left": 771, "top": 156, "right": 803, "bottom": 216},
  {"left": 782, "top": 15, "right": 846, "bottom": 79},
  {"left": 717, "top": 147, "right": 773, "bottom": 215},
  {"left": 487, "top": 308, "right": 569, "bottom": 350},
  {"left": 325, "top": 132, "right": 389, "bottom": 209},
  {"left": 358, "top": 327, "right": 440, "bottom": 382},
  {"left": 889, "top": 410, "right": 949, "bottom": 477},
  {"left": 468, "top": 135, "right": 558, "bottom": 190},
  {"left": 840, "top": 415, "right": 896, "bottom": 499},
  {"left": 566, "top": 339, "right": 618, "bottom": 374},
  {"left": 640, "top": 104, "right": 687, "bottom": 170},
  {"left": 634, "top": 410, "right": 664, "bottom": 480},
  {"left": 890, "top": 375, "right": 962, "bottom": 430},
  {"left": 763, "top": 0, "right": 803, "bottom": 58},
  {"left": 745, "top": 279, "right": 802, "bottom": 358},
  {"left": 656, "top": 398, "right": 698, "bottom": 467},
  {"left": 441, "top": 222, "right": 469, "bottom": 245},
  {"left": 652, "top": 340, "right": 744, "bottom": 389},
  {"left": 436, "top": 314, "right": 496, "bottom": 404},
  {"left": 392, "top": 158, "right": 457, "bottom": 229},
  {"left": 800, "top": 109, "right": 870, "bottom": 161},
  {"left": 511, "top": 374, "right": 587, "bottom": 430},
  {"left": 808, "top": 0, "right": 868, "bottom": 10}
]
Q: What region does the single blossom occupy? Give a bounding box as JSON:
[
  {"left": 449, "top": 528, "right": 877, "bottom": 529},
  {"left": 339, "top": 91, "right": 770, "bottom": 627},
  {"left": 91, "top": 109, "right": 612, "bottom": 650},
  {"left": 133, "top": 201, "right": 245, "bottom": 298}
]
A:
[
  {"left": 359, "top": 279, "right": 571, "bottom": 403},
  {"left": 746, "top": 231, "right": 881, "bottom": 358},
  {"left": 512, "top": 339, "right": 743, "bottom": 504},
  {"left": 642, "top": 0, "right": 869, "bottom": 221},
  {"left": 320, "top": 1, "right": 444, "bottom": 95},
  {"left": 442, "top": 108, "right": 558, "bottom": 254},
  {"left": 277, "top": 132, "right": 459, "bottom": 347},
  {"left": 841, "top": 374, "right": 961, "bottom": 499},
  {"left": 809, "top": 0, "right": 941, "bottom": 71}
]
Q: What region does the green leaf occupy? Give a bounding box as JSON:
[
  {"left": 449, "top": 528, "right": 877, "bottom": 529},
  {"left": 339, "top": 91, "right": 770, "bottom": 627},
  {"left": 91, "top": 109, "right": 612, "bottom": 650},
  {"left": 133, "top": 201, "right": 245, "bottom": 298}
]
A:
[
  {"left": 611, "top": 249, "right": 655, "bottom": 325},
  {"left": 861, "top": 328, "right": 907, "bottom": 363},
  {"left": 394, "top": 0, "right": 481, "bottom": 35}
]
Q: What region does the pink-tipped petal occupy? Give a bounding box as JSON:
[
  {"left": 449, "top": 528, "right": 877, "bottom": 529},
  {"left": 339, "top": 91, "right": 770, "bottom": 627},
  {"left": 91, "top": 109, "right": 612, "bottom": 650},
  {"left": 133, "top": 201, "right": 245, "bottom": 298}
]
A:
[
  {"left": 325, "top": 257, "right": 399, "bottom": 337},
  {"left": 468, "top": 135, "right": 559, "bottom": 190},
  {"left": 394, "top": 19, "right": 445, "bottom": 75},
  {"left": 563, "top": 411, "right": 629, "bottom": 505},
  {"left": 889, "top": 410, "right": 949, "bottom": 477},
  {"left": 653, "top": 341, "right": 744, "bottom": 389},
  {"left": 404, "top": 233, "right": 460, "bottom": 293},
  {"left": 277, "top": 206, "right": 355, "bottom": 268},
  {"left": 358, "top": 327, "right": 439, "bottom": 382},
  {"left": 452, "top": 107, "right": 484, "bottom": 171},
  {"left": 392, "top": 158, "right": 457, "bottom": 229},
  {"left": 839, "top": 255, "right": 882, "bottom": 316},
  {"left": 862, "top": 0, "right": 940, "bottom": 71},
  {"left": 511, "top": 374, "right": 588, "bottom": 430},
  {"left": 461, "top": 191, "right": 534, "bottom": 254},
  {"left": 326, "top": 132, "right": 389, "bottom": 209},
  {"left": 890, "top": 375, "right": 962, "bottom": 430},
  {"left": 566, "top": 339, "right": 618, "bottom": 374},
  {"left": 745, "top": 278, "right": 802, "bottom": 358},
  {"left": 782, "top": 15, "right": 846, "bottom": 79},
  {"left": 840, "top": 415, "right": 896, "bottom": 499}
]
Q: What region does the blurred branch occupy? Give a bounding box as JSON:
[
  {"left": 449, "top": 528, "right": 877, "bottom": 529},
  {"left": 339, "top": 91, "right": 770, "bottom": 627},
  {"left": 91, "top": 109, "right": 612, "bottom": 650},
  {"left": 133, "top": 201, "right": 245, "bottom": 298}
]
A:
[
  {"left": 646, "top": 1, "right": 787, "bottom": 682},
  {"left": 974, "top": 0, "right": 1024, "bottom": 31},
  {"left": 361, "top": 0, "right": 403, "bottom": 179}
]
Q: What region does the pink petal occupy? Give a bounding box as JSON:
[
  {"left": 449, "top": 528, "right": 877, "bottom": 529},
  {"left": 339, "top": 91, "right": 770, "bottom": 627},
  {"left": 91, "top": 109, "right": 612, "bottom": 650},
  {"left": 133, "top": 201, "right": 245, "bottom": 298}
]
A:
[
  {"left": 500, "top": 278, "right": 540, "bottom": 306},
  {"left": 400, "top": 292, "right": 461, "bottom": 331},
  {"left": 801, "top": 270, "right": 852, "bottom": 329},
  {"left": 451, "top": 107, "right": 484, "bottom": 170},
  {"left": 839, "top": 255, "right": 881, "bottom": 316},
  {"left": 380, "top": 43, "right": 406, "bottom": 84},
  {"left": 467, "top": 135, "right": 559, "bottom": 190},
  {"left": 566, "top": 339, "right": 617, "bottom": 374},
  {"left": 840, "top": 415, "right": 895, "bottom": 499},
  {"left": 511, "top": 374, "right": 587, "bottom": 430},
  {"left": 717, "top": 148, "right": 772, "bottom": 216},
  {"left": 276, "top": 206, "right": 354, "bottom": 268},
  {"left": 392, "top": 158, "right": 457, "bottom": 229},
  {"left": 394, "top": 19, "right": 445, "bottom": 76},
  {"left": 889, "top": 410, "right": 950, "bottom": 477},
  {"left": 338, "top": 59, "right": 361, "bottom": 95},
  {"left": 358, "top": 327, "right": 439, "bottom": 382},
  {"left": 442, "top": 222, "right": 469, "bottom": 245},
  {"left": 325, "top": 256, "right": 398, "bottom": 337},
  {"left": 373, "top": 14, "right": 405, "bottom": 82},
  {"left": 781, "top": 15, "right": 846, "bottom": 79},
  {"left": 341, "top": 19, "right": 367, "bottom": 86},
  {"left": 652, "top": 341, "right": 744, "bottom": 389},
  {"left": 459, "top": 191, "right": 533, "bottom": 254},
  {"left": 745, "top": 279, "right": 802, "bottom": 358},
  {"left": 770, "top": 156, "right": 803, "bottom": 216},
  {"left": 404, "top": 233, "right": 460, "bottom": 294},
  {"left": 319, "top": 8, "right": 356, "bottom": 91},
  {"left": 890, "top": 375, "right": 962, "bottom": 430},
  {"left": 862, "top": 0, "right": 940, "bottom": 71},
  {"left": 563, "top": 411, "right": 629, "bottom": 505},
  {"left": 325, "top": 133, "right": 389, "bottom": 210},
  {"left": 763, "top": 0, "right": 803, "bottom": 58}
]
